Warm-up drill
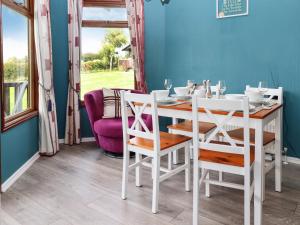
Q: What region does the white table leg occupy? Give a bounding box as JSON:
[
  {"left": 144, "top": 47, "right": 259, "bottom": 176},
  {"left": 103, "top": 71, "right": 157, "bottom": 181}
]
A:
[
  {"left": 254, "top": 121, "right": 264, "bottom": 225},
  {"left": 135, "top": 153, "right": 142, "bottom": 187},
  {"left": 172, "top": 118, "right": 179, "bottom": 164},
  {"left": 275, "top": 109, "right": 282, "bottom": 192}
]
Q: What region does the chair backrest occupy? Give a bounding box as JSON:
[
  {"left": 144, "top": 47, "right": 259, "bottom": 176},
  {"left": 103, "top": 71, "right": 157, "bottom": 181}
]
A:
[
  {"left": 246, "top": 85, "right": 283, "bottom": 104},
  {"left": 192, "top": 96, "right": 251, "bottom": 167},
  {"left": 120, "top": 91, "right": 160, "bottom": 152}
]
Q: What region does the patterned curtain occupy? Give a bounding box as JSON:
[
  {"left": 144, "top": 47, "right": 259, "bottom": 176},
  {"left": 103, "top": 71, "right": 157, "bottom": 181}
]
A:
[
  {"left": 65, "top": 0, "right": 83, "bottom": 145},
  {"left": 34, "top": 0, "right": 59, "bottom": 155},
  {"left": 125, "top": 0, "right": 147, "bottom": 93}
]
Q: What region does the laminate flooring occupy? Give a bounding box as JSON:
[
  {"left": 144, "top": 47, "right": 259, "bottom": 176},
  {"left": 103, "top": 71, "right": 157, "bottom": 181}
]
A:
[{"left": 1, "top": 142, "right": 300, "bottom": 225}]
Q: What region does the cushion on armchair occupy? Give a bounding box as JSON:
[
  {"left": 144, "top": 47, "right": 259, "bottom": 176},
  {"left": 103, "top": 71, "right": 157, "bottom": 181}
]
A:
[{"left": 102, "top": 88, "right": 134, "bottom": 118}]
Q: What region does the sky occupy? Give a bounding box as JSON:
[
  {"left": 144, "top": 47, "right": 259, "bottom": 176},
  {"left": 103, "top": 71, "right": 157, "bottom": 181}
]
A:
[
  {"left": 82, "top": 7, "right": 129, "bottom": 54},
  {"left": 3, "top": 5, "right": 129, "bottom": 61},
  {"left": 3, "top": 5, "right": 28, "bottom": 62}
]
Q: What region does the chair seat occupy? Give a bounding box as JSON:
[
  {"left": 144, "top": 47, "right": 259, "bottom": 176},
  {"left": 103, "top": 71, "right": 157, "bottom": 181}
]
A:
[
  {"left": 129, "top": 132, "right": 191, "bottom": 150},
  {"left": 199, "top": 143, "right": 255, "bottom": 167},
  {"left": 227, "top": 128, "right": 275, "bottom": 146},
  {"left": 167, "top": 121, "right": 216, "bottom": 134}
]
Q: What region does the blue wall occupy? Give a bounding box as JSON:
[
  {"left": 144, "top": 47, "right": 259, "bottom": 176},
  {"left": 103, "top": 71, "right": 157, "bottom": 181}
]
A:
[
  {"left": 1, "top": 118, "right": 39, "bottom": 183},
  {"left": 148, "top": 0, "right": 300, "bottom": 157},
  {"left": 51, "top": 0, "right": 69, "bottom": 139}
]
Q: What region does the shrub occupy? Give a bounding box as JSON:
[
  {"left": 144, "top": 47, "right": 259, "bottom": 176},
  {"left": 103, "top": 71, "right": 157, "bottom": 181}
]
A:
[{"left": 81, "top": 59, "right": 107, "bottom": 72}]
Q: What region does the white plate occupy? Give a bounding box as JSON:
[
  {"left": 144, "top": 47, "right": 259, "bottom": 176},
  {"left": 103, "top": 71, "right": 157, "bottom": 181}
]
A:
[
  {"left": 225, "top": 94, "right": 246, "bottom": 100},
  {"left": 157, "top": 97, "right": 177, "bottom": 105},
  {"left": 170, "top": 94, "right": 191, "bottom": 101}
]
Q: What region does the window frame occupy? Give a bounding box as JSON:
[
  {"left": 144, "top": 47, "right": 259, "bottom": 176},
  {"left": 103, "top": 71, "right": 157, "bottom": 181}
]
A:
[
  {"left": 81, "top": 0, "right": 132, "bottom": 106},
  {"left": 0, "top": 0, "right": 38, "bottom": 132}
]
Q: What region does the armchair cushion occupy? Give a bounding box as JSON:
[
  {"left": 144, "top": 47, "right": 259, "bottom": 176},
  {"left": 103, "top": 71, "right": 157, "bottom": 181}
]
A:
[{"left": 102, "top": 88, "right": 134, "bottom": 118}]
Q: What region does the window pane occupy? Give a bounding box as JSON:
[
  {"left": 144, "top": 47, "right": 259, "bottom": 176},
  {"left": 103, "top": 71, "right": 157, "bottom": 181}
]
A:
[
  {"left": 2, "top": 5, "right": 30, "bottom": 118},
  {"left": 81, "top": 28, "right": 134, "bottom": 99},
  {"left": 82, "top": 7, "right": 127, "bottom": 21}
]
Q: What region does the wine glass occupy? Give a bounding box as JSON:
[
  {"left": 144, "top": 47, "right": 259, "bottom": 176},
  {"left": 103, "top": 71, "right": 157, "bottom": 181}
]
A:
[
  {"left": 258, "top": 81, "right": 268, "bottom": 106},
  {"left": 187, "top": 80, "right": 195, "bottom": 94},
  {"left": 164, "top": 78, "right": 172, "bottom": 95},
  {"left": 258, "top": 81, "right": 268, "bottom": 94},
  {"left": 218, "top": 80, "right": 227, "bottom": 95}
]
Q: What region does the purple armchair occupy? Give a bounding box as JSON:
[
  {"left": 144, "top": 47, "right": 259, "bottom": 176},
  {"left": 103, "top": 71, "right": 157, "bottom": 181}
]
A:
[{"left": 84, "top": 89, "right": 152, "bottom": 156}]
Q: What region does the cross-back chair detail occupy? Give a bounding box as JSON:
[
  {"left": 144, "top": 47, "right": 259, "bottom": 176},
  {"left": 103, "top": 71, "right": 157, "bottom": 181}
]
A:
[{"left": 192, "top": 96, "right": 254, "bottom": 225}]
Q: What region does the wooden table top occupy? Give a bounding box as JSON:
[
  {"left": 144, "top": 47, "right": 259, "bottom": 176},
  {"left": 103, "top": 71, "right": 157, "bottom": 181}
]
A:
[{"left": 156, "top": 102, "right": 283, "bottom": 119}]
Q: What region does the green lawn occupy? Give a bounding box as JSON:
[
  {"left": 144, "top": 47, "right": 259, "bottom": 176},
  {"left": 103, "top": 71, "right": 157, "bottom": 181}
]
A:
[
  {"left": 81, "top": 70, "right": 134, "bottom": 99},
  {"left": 5, "top": 70, "right": 134, "bottom": 115}
]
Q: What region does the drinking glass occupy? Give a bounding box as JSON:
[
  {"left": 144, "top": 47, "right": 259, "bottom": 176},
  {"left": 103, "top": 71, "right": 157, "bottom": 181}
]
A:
[
  {"left": 164, "top": 78, "right": 172, "bottom": 92},
  {"left": 187, "top": 80, "right": 195, "bottom": 88},
  {"left": 218, "top": 80, "right": 227, "bottom": 95},
  {"left": 258, "top": 81, "right": 268, "bottom": 93},
  {"left": 258, "top": 81, "right": 268, "bottom": 106}
]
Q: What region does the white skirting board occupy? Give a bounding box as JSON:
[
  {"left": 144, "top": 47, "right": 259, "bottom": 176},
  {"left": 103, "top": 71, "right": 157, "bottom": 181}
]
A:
[
  {"left": 58, "top": 137, "right": 96, "bottom": 144},
  {"left": 1, "top": 152, "right": 40, "bottom": 192},
  {"left": 286, "top": 156, "right": 300, "bottom": 165}
]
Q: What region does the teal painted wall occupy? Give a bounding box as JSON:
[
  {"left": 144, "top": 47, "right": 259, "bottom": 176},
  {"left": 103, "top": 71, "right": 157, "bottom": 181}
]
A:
[
  {"left": 51, "top": 0, "right": 69, "bottom": 139},
  {"left": 1, "top": 117, "right": 39, "bottom": 183},
  {"left": 148, "top": 0, "right": 300, "bottom": 157}
]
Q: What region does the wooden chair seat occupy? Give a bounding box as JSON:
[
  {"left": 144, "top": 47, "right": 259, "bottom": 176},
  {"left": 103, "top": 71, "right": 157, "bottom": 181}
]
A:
[
  {"left": 129, "top": 132, "right": 191, "bottom": 151},
  {"left": 226, "top": 128, "right": 275, "bottom": 146},
  {"left": 199, "top": 143, "right": 255, "bottom": 167},
  {"left": 167, "top": 121, "right": 216, "bottom": 134}
]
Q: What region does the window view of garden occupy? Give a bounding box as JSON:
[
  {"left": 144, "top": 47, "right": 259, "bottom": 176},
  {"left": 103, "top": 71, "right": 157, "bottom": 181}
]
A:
[
  {"left": 81, "top": 27, "right": 134, "bottom": 99},
  {"left": 2, "top": 5, "right": 30, "bottom": 118}
]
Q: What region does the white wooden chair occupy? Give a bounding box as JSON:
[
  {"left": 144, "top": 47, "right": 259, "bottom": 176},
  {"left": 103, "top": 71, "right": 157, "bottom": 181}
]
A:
[
  {"left": 120, "top": 91, "right": 192, "bottom": 214},
  {"left": 192, "top": 96, "right": 254, "bottom": 225},
  {"left": 225, "top": 86, "right": 283, "bottom": 197}
]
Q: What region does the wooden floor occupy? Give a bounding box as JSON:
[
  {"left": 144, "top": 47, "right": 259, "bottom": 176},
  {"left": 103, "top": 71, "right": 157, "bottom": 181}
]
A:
[{"left": 1, "top": 142, "right": 300, "bottom": 225}]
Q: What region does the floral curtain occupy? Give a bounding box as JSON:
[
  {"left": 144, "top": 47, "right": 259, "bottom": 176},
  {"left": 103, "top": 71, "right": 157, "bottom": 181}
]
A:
[
  {"left": 65, "top": 0, "right": 83, "bottom": 145},
  {"left": 34, "top": 0, "right": 59, "bottom": 155},
  {"left": 125, "top": 0, "right": 147, "bottom": 93}
]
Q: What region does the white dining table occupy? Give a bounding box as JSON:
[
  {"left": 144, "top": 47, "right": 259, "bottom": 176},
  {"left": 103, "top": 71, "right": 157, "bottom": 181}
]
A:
[{"left": 141, "top": 101, "right": 283, "bottom": 225}]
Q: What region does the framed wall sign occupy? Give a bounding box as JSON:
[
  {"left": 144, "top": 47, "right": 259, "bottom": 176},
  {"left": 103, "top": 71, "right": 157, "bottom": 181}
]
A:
[{"left": 217, "top": 0, "right": 249, "bottom": 19}]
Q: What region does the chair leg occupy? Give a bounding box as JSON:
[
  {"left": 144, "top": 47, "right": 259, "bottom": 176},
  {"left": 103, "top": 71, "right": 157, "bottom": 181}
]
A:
[
  {"left": 219, "top": 171, "right": 223, "bottom": 182},
  {"left": 244, "top": 170, "right": 251, "bottom": 225},
  {"left": 185, "top": 143, "right": 191, "bottom": 192},
  {"left": 262, "top": 152, "right": 266, "bottom": 201},
  {"left": 190, "top": 144, "right": 193, "bottom": 160},
  {"left": 152, "top": 154, "right": 160, "bottom": 214},
  {"left": 193, "top": 164, "right": 200, "bottom": 225},
  {"left": 203, "top": 170, "right": 210, "bottom": 198},
  {"left": 275, "top": 148, "right": 282, "bottom": 192},
  {"left": 135, "top": 153, "right": 142, "bottom": 187},
  {"left": 168, "top": 152, "right": 172, "bottom": 170},
  {"left": 121, "top": 148, "right": 130, "bottom": 200}
]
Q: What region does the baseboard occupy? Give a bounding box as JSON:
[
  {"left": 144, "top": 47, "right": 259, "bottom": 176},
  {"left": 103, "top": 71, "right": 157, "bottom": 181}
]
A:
[
  {"left": 1, "top": 152, "right": 40, "bottom": 192},
  {"left": 58, "top": 137, "right": 96, "bottom": 144},
  {"left": 286, "top": 156, "right": 300, "bottom": 165}
]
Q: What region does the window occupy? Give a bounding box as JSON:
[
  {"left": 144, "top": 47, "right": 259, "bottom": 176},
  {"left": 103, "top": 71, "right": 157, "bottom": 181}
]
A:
[
  {"left": 1, "top": 0, "right": 37, "bottom": 131},
  {"left": 81, "top": 0, "right": 134, "bottom": 100}
]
